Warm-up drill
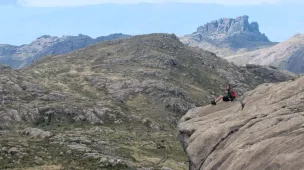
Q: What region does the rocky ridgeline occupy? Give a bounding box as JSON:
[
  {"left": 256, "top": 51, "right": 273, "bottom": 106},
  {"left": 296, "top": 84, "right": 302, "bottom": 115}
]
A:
[
  {"left": 194, "top": 15, "right": 269, "bottom": 44},
  {"left": 0, "top": 33, "right": 130, "bottom": 69},
  {"left": 178, "top": 76, "right": 304, "bottom": 170},
  {"left": 226, "top": 34, "right": 304, "bottom": 74},
  {"left": 197, "top": 16, "right": 265, "bottom": 36}
]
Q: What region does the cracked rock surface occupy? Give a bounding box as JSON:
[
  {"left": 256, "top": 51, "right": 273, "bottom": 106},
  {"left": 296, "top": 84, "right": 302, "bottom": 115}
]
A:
[{"left": 178, "top": 77, "right": 304, "bottom": 170}]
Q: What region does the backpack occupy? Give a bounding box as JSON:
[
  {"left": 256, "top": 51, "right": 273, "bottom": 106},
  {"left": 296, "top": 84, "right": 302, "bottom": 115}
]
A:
[{"left": 233, "top": 91, "right": 237, "bottom": 98}]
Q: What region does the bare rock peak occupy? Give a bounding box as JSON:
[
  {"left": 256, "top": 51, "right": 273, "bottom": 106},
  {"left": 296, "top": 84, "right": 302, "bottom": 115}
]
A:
[
  {"left": 197, "top": 15, "right": 260, "bottom": 34},
  {"left": 180, "top": 15, "right": 273, "bottom": 56}
]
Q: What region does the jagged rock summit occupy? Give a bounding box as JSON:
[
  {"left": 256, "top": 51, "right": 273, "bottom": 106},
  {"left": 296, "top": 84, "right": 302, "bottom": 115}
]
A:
[
  {"left": 197, "top": 15, "right": 266, "bottom": 38},
  {"left": 178, "top": 76, "right": 304, "bottom": 170},
  {"left": 180, "top": 15, "right": 276, "bottom": 56}
]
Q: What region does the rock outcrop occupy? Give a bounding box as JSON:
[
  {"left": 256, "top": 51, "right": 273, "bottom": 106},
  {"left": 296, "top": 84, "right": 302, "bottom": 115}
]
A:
[
  {"left": 180, "top": 15, "right": 276, "bottom": 56},
  {"left": 196, "top": 16, "right": 264, "bottom": 37},
  {"left": 20, "top": 128, "right": 53, "bottom": 139},
  {"left": 178, "top": 76, "right": 304, "bottom": 170},
  {"left": 0, "top": 33, "right": 130, "bottom": 69}
]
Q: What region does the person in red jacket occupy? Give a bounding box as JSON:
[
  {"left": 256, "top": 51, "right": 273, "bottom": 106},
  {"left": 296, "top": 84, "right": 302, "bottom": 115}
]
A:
[{"left": 211, "top": 84, "right": 237, "bottom": 105}]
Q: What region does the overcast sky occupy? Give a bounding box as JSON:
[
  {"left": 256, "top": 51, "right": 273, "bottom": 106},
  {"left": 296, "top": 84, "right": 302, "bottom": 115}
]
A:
[{"left": 0, "top": 0, "right": 303, "bottom": 45}]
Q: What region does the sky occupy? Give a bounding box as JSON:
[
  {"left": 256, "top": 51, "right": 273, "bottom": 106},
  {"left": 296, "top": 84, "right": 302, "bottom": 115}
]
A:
[
  {"left": 13, "top": 0, "right": 304, "bottom": 6},
  {"left": 0, "top": 0, "right": 303, "bottom": 45}
]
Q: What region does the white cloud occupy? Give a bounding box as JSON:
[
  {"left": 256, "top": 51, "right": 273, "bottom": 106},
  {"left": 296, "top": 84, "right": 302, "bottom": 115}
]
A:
[{"left": 17, "top": 0, "right": 300, "bottom": 7}]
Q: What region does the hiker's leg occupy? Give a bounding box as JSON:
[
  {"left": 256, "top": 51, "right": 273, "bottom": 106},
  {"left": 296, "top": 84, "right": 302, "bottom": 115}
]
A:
[{"left": 215, "top": 95, "right": 223, "bottom": 102}]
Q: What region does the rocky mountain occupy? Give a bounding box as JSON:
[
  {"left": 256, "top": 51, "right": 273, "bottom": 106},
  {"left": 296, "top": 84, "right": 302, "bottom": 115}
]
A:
[
  {"left": 0, "top": 34, "right": 295, "bottom": 169},
  {"left": 180, "top": 15, "right": 276, "bottom": 56},
  {"left": 226, "top": 34, "right": 304, "bottom": 74},
  {"left": 178, "top": 76, "right": 304, "bottom": 170},
  {"left": 0, "top": 33, "right": 130, "bottom": 69}
]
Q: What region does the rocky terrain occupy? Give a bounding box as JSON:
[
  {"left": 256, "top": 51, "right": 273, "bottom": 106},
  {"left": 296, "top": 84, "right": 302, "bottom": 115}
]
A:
[
  {"left": 0, "top": 33, "right": 130, "bottom": 69},
  {"left": 178, "top": 76, "right": 304, "bottom": 170},
  {"left": 0, "top": 33, "right": 295, "bottom": 169},
  {"left": 180, "top": 15, "right": 276, "bottom": 57},
  {"left": 226, "top": 34, "right": 304, "bottom": 74}
]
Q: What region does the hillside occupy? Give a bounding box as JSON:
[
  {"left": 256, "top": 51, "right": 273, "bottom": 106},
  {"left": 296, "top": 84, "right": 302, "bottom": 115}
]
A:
[
  {"left": 0, "top": 33, "right": 130, "bottom": 69},
  {"left": 226, "top": 34, "right": 304, "bottom": 74},
  {"left": 178, "top": 76, "right": 304, "bottom": 170},
  {"left": 0, "top": 34, "right": 295, "bottom": 170},
  {"left": 180, "top": 15, "right": 276, "bottom": 57}
]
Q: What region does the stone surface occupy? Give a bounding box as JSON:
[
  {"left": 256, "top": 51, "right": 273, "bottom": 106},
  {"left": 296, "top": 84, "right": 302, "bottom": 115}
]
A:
[
  {"left": 67, "top": 144, "right": 91, "bottom": 152},
  {"left": 8, "top": 147, "right": 20, "bottom": 155},
  {"left": 178, "top": 76, "right": 304, "bottom": 170},
  {"left": 66, "top": 150, "right": 72, "bottom": 155},
  {"left": 20, "top": 128, "right": 53, "bottom": 139},
  {"left": 1, "top": 147, "right": 8, "bottom": 153}
]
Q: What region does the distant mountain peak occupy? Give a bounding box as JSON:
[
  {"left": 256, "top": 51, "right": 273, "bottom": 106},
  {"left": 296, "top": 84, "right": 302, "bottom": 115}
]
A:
[
  {"left": 0, "top": 33, "right": 131, "bottom": 69},
  {"left": 180, "top": 15, "right": 274, "bottom": 56},
  {"left": 196, "top": 15, "right": 262, "bottom": 34}
]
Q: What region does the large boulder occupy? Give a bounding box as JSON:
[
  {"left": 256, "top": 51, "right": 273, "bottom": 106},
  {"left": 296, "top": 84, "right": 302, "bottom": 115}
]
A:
[
  {"left": 20, "top": 128, "right": 53, "bottom": 139},
  {"left": 178, "top": 76, "right": 304, "bottom": 170}
]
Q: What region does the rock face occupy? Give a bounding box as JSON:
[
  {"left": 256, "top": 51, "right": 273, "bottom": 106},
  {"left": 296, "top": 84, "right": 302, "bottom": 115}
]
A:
[
  {"left": 197, "top": 16, "right": 263, "bottom": 36},
  {"left": 180, "top": 15, "right": 276, "bottom": 56},
  {"left": 0, "top": 33, "right": 130, "bottom": 69},
  {"left": 178, "top": 76, "right": 304, "bottom": 170},
  {"left": 226, "top": 34, "right": 304, "bottom": 74}
]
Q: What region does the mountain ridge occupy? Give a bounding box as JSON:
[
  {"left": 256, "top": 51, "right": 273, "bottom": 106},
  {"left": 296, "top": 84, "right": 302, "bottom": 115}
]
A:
[
  {"left": 0, "top": 33, "right": 131, "bottom": 69},
  {"left": 226, "top": 34, "right": 304, "bottom": 74}
]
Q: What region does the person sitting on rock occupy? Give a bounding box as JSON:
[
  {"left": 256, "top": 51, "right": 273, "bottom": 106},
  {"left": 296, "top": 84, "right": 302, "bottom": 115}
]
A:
[{"left": 211, "top": 84, "right": 237, "bottom": 105}]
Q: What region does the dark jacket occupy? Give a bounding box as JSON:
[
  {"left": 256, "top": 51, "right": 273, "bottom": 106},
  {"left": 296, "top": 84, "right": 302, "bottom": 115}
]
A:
[{"left": 227, "top": 89, "right": 235, "bottom": 100}]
